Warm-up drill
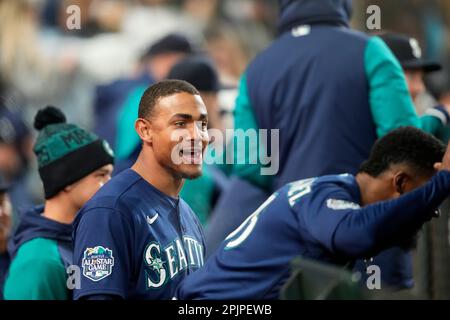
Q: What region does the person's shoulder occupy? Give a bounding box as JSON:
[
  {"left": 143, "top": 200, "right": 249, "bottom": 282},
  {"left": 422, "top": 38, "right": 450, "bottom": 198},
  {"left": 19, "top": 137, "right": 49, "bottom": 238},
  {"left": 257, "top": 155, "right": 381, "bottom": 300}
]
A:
[
  {"left": 247, "top": 26, "right": 370, "bottom": 78},
  {"left": 4, "top": 239, "right": 68, "bottom": 300},
  {"left": 15, "top": 238, "right": 62, "bottom": 263},
  {"left": 283, "top": 175, "right": 360, "bottom": 215},
  {"left": 7, "top": 238, "right": 65, "bottom": 281},
  {"left": 284, "top": 174, "right": 357, "bottom": 202},
  {"left": 179, "top": 198, "right": 197, "bottom": 217},
  {"left": 311, "top": 174, "right": 358, "bottom": 195},
  {"left": 81, "top": 169, "right": 143, "bottom": 212},
  {"left": 314, "top": 173, "right": 357, "bottom": 187},
  {"left": 338, "top": 27, "right": 370, "bottom": 42},
  {"left": 74, "top": 170, "right": 144, "bottom": 230},
  {"left": 179, "top": 199, "right": 202, "bottom": 224},
  {"left": 97, "top": 168, "right": 143, "bottom": 199}
]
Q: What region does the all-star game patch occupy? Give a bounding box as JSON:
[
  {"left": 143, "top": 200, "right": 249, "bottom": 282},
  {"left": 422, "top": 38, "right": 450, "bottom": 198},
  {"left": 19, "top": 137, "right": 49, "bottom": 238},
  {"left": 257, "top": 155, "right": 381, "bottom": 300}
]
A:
[{"left": 82, "top": 246, "right": 115, "bottom": 281}]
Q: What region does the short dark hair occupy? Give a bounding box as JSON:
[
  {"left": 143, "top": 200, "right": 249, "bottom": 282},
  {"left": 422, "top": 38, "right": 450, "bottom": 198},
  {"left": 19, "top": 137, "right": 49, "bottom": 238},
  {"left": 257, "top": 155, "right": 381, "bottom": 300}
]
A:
[
  {"left": 138, "top": 80, "right": 200, "bottom": 119},
  {"left": 359, "top": 126, "right": 445, "bottom": 177}
]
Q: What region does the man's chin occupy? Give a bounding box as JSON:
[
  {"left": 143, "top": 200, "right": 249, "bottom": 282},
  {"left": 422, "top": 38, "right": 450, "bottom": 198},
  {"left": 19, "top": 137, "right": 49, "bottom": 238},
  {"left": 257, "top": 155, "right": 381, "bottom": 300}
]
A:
[{"left": 180, "top": 166, "right": 203, "bottom": 180}]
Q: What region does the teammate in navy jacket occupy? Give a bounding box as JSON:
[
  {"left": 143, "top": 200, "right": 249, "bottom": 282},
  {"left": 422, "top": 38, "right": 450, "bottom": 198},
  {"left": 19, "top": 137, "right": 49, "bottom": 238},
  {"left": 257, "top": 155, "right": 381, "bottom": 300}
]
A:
[
  {"left": 206, "top": 0, "right": 450, "bottom": 287},
  {"left": 177, "top": 127, "right": 450, "bottom": 299}
]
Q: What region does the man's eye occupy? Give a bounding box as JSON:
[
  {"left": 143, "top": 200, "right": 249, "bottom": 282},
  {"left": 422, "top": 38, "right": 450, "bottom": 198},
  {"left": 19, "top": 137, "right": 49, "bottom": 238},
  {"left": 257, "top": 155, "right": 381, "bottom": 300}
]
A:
[{"left": 175, "top": 122, "right": 185, "bottom": 127}]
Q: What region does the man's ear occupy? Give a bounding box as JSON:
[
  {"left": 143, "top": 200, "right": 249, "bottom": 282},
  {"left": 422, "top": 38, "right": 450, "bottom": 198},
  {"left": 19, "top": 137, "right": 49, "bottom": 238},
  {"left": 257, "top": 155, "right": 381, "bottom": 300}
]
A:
[
  {"left": 135, "top": 118, "right": 152, "bottom": 144},
  {"left": 393, "top": 172, "right": 410, "bottom": 195}
]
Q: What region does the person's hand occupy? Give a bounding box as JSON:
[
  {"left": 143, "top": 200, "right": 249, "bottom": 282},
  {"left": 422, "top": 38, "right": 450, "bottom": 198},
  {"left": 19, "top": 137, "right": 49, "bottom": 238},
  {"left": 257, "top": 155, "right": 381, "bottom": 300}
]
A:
[{"left": 434, "top": 139, "right": 450, "bottom": 172}]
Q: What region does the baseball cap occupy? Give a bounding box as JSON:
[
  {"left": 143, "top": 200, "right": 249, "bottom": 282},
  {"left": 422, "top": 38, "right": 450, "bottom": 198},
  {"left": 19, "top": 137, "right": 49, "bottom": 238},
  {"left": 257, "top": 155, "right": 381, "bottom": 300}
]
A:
[
  {"left": 142, "top": 33, "right": 193, "bottom": 59},
  {"left": 379, "top": 33, "right": 441, "bottom": 73},
  {"left": 0, "top": 106, "right": 30, "bottom": 146},
  {"left": 167, "top": 56, "right": 220, "bottom": 93}
]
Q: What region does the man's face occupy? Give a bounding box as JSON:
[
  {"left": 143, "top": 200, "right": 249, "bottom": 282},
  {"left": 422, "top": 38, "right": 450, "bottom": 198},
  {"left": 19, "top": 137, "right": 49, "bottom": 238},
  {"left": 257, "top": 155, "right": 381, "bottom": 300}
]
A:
[
  {"left": 404, "top": 69, "right": 426, "bottom": 102},
  {"left": 391, "top": 171, "right": 432, "bottom": 201},
  {"left": 396, "top": 172, "right": 431, "bottom": 195},
  {"left": 392, "top": 170, "right": 433, "bottom": 246},
  {"left": 0, "top": 143, "right": 21, "bottom": 178},
  {"left": 368, "top": 165, "right": 433, "bottom": 204},
  {"left": 68, "top": 164, "right": 113, "bottom": 209},
  {"left": 149, "top": 92, "right": 209, "bottom": 179}
]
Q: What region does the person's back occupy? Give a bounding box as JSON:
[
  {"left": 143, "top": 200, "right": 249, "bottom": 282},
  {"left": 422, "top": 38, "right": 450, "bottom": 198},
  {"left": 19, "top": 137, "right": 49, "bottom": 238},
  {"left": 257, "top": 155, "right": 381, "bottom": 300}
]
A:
[
  {"left": 235, "top": 0, "right": 449, "bottom": 190},
  {"left": 179, "top": 174, "right": 361, "bottom": 300},
  {"left": 248, "top": 24, "right": 375, "bottom": 188},
  {"left": 207, "top": 0, "right": 450, "bottom": 257},
  {"left": 178, "top": 127, "right": 450, "bottom": 300}
]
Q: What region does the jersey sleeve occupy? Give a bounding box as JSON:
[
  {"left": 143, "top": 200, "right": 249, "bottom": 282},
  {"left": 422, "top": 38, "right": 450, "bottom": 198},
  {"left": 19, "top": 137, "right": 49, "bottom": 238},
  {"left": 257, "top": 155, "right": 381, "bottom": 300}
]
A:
[
  {"left": 73, "top": 207, "right": 134, "bottom": 300},
  {"left": 296, "top": 170, "right": 450, "bottom": 259},
  {"left": 115, "top": 86, "right": 146, "bottom": 160},
  {"left": 365, "top": 36, "right": 449, "bottom": 137},
  {"left": 4, "top": 258, "right": 68, "bottom": 300},
  {"left": 232, "top": 73, "right": 273, "bottom": 190}
]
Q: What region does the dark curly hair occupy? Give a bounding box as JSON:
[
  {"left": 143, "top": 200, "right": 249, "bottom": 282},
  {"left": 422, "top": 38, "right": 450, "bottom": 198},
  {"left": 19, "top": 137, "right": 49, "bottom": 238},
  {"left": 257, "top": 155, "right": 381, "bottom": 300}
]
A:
[{"left": 359, "top": 126, "right": 445, "bottom": 177}]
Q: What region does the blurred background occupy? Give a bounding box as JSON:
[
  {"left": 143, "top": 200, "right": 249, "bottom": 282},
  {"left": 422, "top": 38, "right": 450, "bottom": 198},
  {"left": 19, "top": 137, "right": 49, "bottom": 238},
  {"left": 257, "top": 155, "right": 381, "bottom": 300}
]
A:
[{"left": 1, "top": 0, "right": 450, "bottom": 299}]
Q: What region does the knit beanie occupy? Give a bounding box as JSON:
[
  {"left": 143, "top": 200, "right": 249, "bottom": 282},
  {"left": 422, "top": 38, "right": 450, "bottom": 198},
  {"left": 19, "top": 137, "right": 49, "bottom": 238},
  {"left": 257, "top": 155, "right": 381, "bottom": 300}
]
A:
[{"left": 33, "top": 106, "right": 114, "bottom": 199}]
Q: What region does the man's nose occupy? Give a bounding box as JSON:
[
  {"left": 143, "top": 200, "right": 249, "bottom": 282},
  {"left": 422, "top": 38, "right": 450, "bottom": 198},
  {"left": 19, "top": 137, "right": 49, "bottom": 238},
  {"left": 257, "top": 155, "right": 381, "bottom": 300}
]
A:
[{"left": 189, "top": 122, "right": 206, "bottom": 141}]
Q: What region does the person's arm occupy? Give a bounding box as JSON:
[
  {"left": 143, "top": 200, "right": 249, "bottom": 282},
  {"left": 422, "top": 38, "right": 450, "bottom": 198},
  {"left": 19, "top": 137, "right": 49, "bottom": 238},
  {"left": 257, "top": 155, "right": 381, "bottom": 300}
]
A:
[
  {"left": 365, "top": 36, "right": 450, "bottom": 137},
  {"left": 115, "top": 86, "right": 146, "bottom": 160},
  {"left": 301, "top": 170, "right": 450, "bottom": 260},
  {"left": 72, "top": 207, "right": 133, "bottom": 300},
  {"left": 4, "top": 258, "right": 68, "bottom": 300},
  {"left": 232, "top": 73, "right": 272, "bottom": 190}
]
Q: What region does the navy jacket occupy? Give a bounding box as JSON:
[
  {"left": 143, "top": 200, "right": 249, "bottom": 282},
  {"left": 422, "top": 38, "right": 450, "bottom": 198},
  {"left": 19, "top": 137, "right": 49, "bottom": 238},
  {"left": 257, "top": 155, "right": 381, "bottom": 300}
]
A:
[{"left": 248, "top": 0, "right": 376, "bottom": 189}]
